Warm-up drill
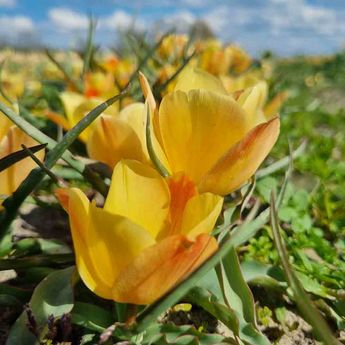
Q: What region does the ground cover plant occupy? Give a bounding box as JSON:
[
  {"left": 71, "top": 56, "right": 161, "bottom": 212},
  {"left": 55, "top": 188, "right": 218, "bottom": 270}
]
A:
[{"left": 0, "top": 26, "right": 344, "bottom": 345}]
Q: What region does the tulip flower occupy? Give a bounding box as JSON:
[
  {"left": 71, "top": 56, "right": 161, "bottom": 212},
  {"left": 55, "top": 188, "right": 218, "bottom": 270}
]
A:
[
  {"left": 86, "top": 103, "right": 148, "bottom": 169},
  {"left": 140, "top": 69, "right": 280, "bottom": 196},
  {"left": 56, "top": 160, "right": 222, "bottom": 304},
  {"left": 0, "top": 114, "right": 45, "bottom": 207},
  {"left": 45, "top": 72, "right": 119, "bottom": 143}
]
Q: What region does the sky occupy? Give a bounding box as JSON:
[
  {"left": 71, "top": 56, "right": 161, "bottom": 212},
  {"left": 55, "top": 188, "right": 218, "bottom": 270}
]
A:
[{"left": 0, "top": 0, "right": 345, "bottom": 56}]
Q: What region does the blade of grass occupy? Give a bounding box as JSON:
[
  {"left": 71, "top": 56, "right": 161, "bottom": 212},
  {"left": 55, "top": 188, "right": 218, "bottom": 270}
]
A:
[
  {"left": 21, "top": 144, "right": 66, "bottom": 187},
  {"left": 82, "top": 16, "right": 96, "bottom": 78},
  {"left": 45, "top": 49, "right": 83, "bottom": 93},
  {"left": 124, "top": 30, "right": 174, "bottom": 89},
  {"left": 153, "top": 50, "right": 196, "bottom": 98},
  {"left": 270, "top": 192, "right": 341, "bottom": 345},
  {"left": 0, "top": 144, "right": 46, "bottom": 173},
  {"left": 256, "top": 140, "right": 306, "bottom": 178},
  {"left": 0, "top": 89, "right": 127, "bottom": 239}
]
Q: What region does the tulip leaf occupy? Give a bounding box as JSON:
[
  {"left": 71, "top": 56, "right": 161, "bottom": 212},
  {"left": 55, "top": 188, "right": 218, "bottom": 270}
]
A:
[
  {"left": 186, "top": 286, "right": 240, "bottom": 336},
  {"left": 71, "top": 301, "right": 113, "bottom": 332},
  {"left": 270, "top": 193, "right": 342, "bottom": 345},
  {"left": 0, "top": 143, "right": 46, "bottom": 173},
  {"left": 6, "top": 266, "right": 75, "bottom": 345},
  {"left": 128, "top": 323, "right": 235, "bottom": 345},
  {"left": 241, "top": 260, "right": 286, "bottom": 290},
  {"left": 218, "top": 247, "right": 271, "bottom": 345}
]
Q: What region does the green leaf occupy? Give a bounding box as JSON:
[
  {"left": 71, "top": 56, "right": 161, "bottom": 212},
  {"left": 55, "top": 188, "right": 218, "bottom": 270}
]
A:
[
  {"left": 186, "top": 286, "right": 239, "bottom": 335},
  {"left": 219, "top": 247, "right": 271, "bottom": 345},
  {"left": 71, "top": 301, "right": 113, "bottom": 332},
  {"left": 0, "top": 144, "right": 46, "bottom": 173},
  {"left": 129, "top": 323, "right": 235, "bottom": 345},
  {"left": 6, "top": 266, "right": 75, "bottom": 345},
  {"left": 241, "top": 260, "right": 286, "bottom": 290},
  {"left": 270, "top": 192, "right": 341, "bottom": 345}
]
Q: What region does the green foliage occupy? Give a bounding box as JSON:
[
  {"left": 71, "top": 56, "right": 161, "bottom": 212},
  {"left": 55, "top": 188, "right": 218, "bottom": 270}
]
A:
[{"left": 6, "top": 267, "right": 75, "bottom": 345}]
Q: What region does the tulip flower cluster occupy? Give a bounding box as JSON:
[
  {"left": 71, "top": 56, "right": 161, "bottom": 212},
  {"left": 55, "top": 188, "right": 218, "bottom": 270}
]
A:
[
  {"left": 0, "top": 38, "right": 281, "bottom": 306},
  {"left": 57, "top": 68, "right": 280, "bottom": 305}
]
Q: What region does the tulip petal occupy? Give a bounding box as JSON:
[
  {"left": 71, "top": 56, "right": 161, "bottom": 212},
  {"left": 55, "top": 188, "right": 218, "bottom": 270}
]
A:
[
  {"left": 163, "top": 173, "right": 198, "bottom": 237},
  {"left": 174, "top": 68, "right": 228, "bottom": 95},
  {"left": 113, "top": 233, "right": 218, "bottom": 304},
  {"left": 237, "top": 81, "right": 268, "bottom": 126},
  {"left": 138, "top": 73, "right": 170, "bottom": 169},
  {"left": 199, "top": 117, "right": 280, "bottom": 195},
  {"left": 0, "top": 113, "right": 12, "bottom": 142},
  {"left": 87, "top": 115, "right": 145, "bottom": 168},
  {"left": 0, "top": 127, "right": 44, "bottom": 198},
  {"left": 56, "top": 188, "right": 155, "bottom": 300},
  {"left": 60, "top": 91, "right": 85, "bottom": 124},
  {"left": 264, "top": 91, "right": 288, "bottom": 119},
  {"left": 56, "top": 188, "right": 112, "bottom": 299},
  {"left": 117, "top": 103, "right": 148, "bottom": 156},
  {"left": 180, "top": 193, "right": 223, "bottom": 239},
  {"left": 159, "top": 89, "right": 250, "bottom": 184},
  {"left": 104, "top": 160, "right": 170, "bottom": 238}
]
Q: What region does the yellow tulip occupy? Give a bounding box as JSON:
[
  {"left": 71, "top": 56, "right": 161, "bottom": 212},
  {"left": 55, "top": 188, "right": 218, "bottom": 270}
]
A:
[
  {"left": 56, "top": 160, "right": 222, "bottom": 304},
  {"left": 45, "top": 71, "right": 119, "bottom": 143},
  {"left": 86, "top": 103, "right": 148, "bottom": 168},
  {"left": 141, "top": 69, "right": 280, "bottom": 196},
  {"left": 0, "top": 114, "right": 45, "bottom": 207}
]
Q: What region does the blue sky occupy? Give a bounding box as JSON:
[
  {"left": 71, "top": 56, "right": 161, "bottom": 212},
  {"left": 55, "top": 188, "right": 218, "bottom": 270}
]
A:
[{"left": 0, "top": 0, "right": 345, "bottom": 56}]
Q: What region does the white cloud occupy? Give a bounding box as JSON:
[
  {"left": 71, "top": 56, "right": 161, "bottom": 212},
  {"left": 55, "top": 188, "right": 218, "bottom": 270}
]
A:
[
  {"left": 102, "top": 10, "right": 145, "bottom": 31},
  {"left": 0, "top": 0, "right": 16, "bottom": 8},
  {"left": 0, "top": 15, "right": 34, "bottom": 32},
  {"left": 0, "top": 15, "right": 37, "bottom": 47},
  {"left": 158, "top": 11, "right": 196, "bottom": 32},
  {"left": 48, "top": 7, "right": 88, "bottom": 31}
]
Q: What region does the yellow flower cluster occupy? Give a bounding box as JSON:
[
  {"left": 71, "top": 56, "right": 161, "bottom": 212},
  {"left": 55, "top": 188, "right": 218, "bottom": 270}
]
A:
[{"left": 0, "top": 37, "right": 282, "bottom": 304}]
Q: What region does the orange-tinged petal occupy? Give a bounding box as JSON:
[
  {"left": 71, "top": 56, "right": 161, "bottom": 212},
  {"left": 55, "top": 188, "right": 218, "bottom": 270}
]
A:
[
  {"left": 56, "top": 188, "right": 155, "bottom": 300},
  {"left": 113, "top": 233, "right": 218, "bottom": 304},
  {"left": 174, "top": 67, "right": 228, "bottom": 95},
  {"left": 264, "top": 91, "right": 288, "bottom": 119},
  {"left": 199, "top": 117, "right": 280, "bottom": 195},
  {"left": 87, "top": 115, "right": 145, "bottom": 168},
  {"left": 104, "top": 160, "right": 170, "bottom": 238},
  {"left": 165, "top": 173, "right": 198, "bottom": 236},
  {"left": 158, "top": 89, "right": 250, "bottom": 184},
  {"left": 45, "top": 110, "right": 71, "bottom": 131},
  {"left": 180, "top": 193, "right": 223, "bottom": 239}
]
